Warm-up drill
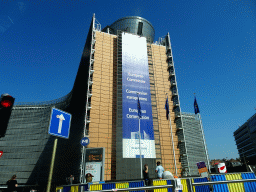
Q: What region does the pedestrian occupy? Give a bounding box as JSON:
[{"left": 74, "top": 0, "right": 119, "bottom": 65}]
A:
[
  {"left": 85, "top": 173, "right": 94, "bottom": 183},
  {"left": 68, "top": 175, "right": 74, "bottom": 185},
  {"left": 155, "top": 161, "right": 164, "bottom": 179},
  {"left": 6, "top": 175, "right": 18, "bottom": 192},
  {"left": 143, "top": 164, "right": 149, "bottom": 186}
]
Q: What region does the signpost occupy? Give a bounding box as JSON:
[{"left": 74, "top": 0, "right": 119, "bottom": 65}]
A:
[
  {"left": 46, "top": 108, "right": 71, "bottom": 192},
  {"left": 48, "top": 108, "right": 71, "bottom": 139},
  {"left": 81, "top": 137, "right": 90, "bottom": 147}
]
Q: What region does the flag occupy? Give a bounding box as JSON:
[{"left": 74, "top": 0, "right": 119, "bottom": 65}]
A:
[
  {"left": 137, "top": 94, "right": 141, "bottom": 118},
  {"left": 194, "top": 97, "right": 200, "bottom": 114},
  {"left": 165, "top": 96, "right": 169, "bottom": 120}
]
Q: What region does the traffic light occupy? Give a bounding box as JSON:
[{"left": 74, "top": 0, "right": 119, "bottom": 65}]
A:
[{"left": 0, "top": 94, "right": 15, "bottom": 138}]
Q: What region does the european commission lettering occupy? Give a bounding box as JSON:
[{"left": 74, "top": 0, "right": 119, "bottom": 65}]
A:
[
  {"left": 127, "top": 77, "right": 146, "bottom": 83},
  {"left": 127, "top": 96, "right": 147, "bottom": 101},
  {"left": 129, "top": 108, "right": 146, "bottom": 113},
  {"left": 126, "top": 114, "right": 149, "bottom": 119},
  {"left": 126, "top": 89, "right": 147, "bottom": 95},
  {"left": 128, "top": 73, "right": 144, "bottom": 78}
]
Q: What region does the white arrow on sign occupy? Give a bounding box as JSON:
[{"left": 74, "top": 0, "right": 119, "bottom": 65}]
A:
[{"left": 56, "top": 114, "right": 65, "bottom": 134}]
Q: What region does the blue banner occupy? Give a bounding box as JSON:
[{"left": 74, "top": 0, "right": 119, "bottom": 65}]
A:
[{"left": 122, "top": 32, "right": 156, "bottom": 158}]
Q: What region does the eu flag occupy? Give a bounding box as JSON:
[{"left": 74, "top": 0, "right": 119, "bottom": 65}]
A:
[
  {"left": 194, "top": 97, "right": 200, "bottom": 114},
  {"left": 165, "top": 96, "right": 169, "bottom": 120},
  {"left": 137, "top": 95, "right": 142, "bottom": 118}
]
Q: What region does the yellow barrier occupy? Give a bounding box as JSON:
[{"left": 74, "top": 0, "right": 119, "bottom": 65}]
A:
[
  {"left": 225, "top": 173, "right": 245, "bottom": 192},
  {"left": 153, "top": 180, "right": 167, "bottom": 192},
  {"left": 180, "top": 179, "right": 188, "bottom": 192},
  {"left": 90, "top": 184, "right": 103, "bottom": 191},
  {"left": 116, "top": 182, "right": 129, "bottom": 192},
  {"left": 191, "top": 179, "right": 196, "bottom": 192},
  {"left": 71, "top": 185, "right": 79, "bottom": 192},
  {"left": 56, "top": 186, "right": 63, "bottom": 192}
]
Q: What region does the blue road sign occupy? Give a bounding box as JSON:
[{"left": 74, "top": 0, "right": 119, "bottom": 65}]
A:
[
  {"left": 81, "top": 137, "right": 90, "bottom": 146},
  {"left": 48, "top": 108, "right": 72, "bottom": 139}
]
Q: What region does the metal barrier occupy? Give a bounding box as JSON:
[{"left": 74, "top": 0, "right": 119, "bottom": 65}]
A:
[
  {"left": 192, "top": 177, "right": 210, "bottom": 192},
  {"left": 56, "top": 180, "right": 144, "bottom": 192},
  {"left": 55, "top": 179, "right": 256, "bottom": 192},
  {"left": 192, "top": 179, "right": 256, "bottom": 186},
  {"left": 0, "top": 185, "right": 39, "bottom": 191},
  {"left": 56, "top": 172, "right": 256, "bottom": 192},
  {"left": 56, "top": 184, "right": 174, "bottom": 192},
  {"left": 90, "top": 185, "right": 174, "bottom": 192}
]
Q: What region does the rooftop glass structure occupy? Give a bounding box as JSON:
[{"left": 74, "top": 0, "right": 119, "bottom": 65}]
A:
[{"left": 102, "top": 16, "right": 155, "bottom": 43}]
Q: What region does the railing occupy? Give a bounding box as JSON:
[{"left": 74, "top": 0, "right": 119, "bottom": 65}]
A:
[
  {"left": 169, "top": 70, "right": 174, "bottom": 75},
  {"left": 90, "top": 184, "right": 173, "bottom": 192},
  {"left": 170, "top": 80, "right": 176, "bottom": 86},
  {"left": 192, "top": 179, "right": 256, "bottom": 186},
  {"left": 56, "top": 172, "right": 256, "bottom": 192},
  {"left": 94, "top": 18, "right": 101, "bottom": 31},
  {"left": 0, "top": 185, "right": 39, "bottom": 191},
  {"left": 175, "top": 112, "right": 181, "bottom": 117},
  {"left": 167, "top": 52, "right": 172, "bottom": 58}
]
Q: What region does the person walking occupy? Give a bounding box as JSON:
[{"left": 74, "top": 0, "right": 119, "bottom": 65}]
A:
[
  {"left": 143, "top": 164, "right": 149, "bottom": 186},
  {"left": 6, "top": 175, "right": 18, "bottom": 192},
  {"left": 155, "top": 161, "right": 164, "bottom": 179},
  {"left": 68, "top": 175, "right": 74, "bottom": 185}
]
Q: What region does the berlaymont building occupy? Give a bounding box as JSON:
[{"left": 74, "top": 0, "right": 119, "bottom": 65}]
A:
[{"left": 0, "top": 14, "right": 210, "bottom": 186}]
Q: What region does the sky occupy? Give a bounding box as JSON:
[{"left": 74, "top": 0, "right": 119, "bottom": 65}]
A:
[{"left": 0, "top": 0, "right": 255, "bottom": 160}]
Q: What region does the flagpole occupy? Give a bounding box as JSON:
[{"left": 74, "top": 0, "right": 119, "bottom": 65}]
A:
[
  {"left": 194, "top": 94, "right": 211, "bottom": 173},
  {"left": 169, "top": 112, "right": 178, "bottom": 176},
  {"left": 139, "top": 117, "right": 143, "bottom": 179},
  {"left": 167, "top": 95, "right": 178, "bottom": 176},
  {"left": 198, "top": 113, "right": 211, "bottom": 173},
  {"left": 137, "top": 93, "right": 143, "bottom": 179}
]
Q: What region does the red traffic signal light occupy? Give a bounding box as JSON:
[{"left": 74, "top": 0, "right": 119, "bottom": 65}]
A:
[
  {"left": 0, "top": 94, "right": 15, "bottom": 138},
  {"left": 0, "top": 95, "right": 14, "bottom": 108}
]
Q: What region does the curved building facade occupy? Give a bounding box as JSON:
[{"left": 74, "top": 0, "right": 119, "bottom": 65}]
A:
[
  {"left": 0, "top": 94, "right": 73, "bottom": 184},
  {"left": 103, "top": 16, "right": 155, "bottom": 43},
  {"left": 0, "top": 15, "right": 94, "bottom": 185}
]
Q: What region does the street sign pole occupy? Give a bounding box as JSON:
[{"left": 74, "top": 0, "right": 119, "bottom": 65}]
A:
[
  {"left": 46, "top": 137, "right": 58, "bottom": 192},
  {"left": 46, "top": 107, "right": 71, "bottom": 191}
]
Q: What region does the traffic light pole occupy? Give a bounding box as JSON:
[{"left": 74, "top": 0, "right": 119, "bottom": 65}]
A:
[{"left": 46, "top": 137, "right": 58, "bottom": 192}]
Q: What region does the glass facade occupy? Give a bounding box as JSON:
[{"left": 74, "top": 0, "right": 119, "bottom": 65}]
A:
[
  {"left": 0, "top": 15, "right": 94, "bottom": 185},
  {"left": 106, "top": 16, "right": 155, "bottom": 43},
  {"left": 179, "top": 112, "right": 209, "bottom": 176},
  {"left": 234, "top": 113, "right": 256, "bottom": 164},
  {"left": 0, "top": 93, "right": 73, "bottom": 184}
]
